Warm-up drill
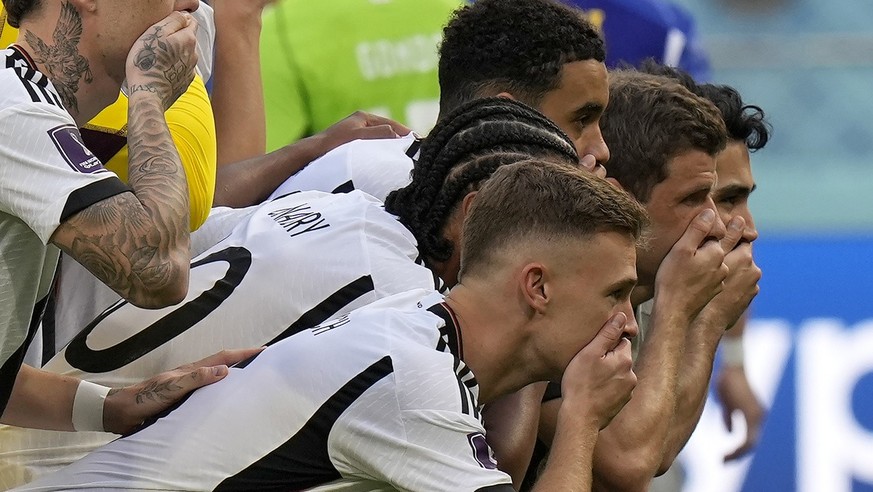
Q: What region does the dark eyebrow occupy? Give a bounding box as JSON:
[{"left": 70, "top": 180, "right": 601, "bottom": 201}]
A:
[
  {"left": 714, "top": 183, "right": 757, "bottom": 200},
  {"left": 571, "top": 102, "right": 605, "bottom": 120}
]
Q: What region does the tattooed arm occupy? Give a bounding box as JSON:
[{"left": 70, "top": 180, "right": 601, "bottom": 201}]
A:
[
  {"left": 2, "top": 349, "right": 262, "bottom": 432},
  {"left": 50, "top": 12, "right": 199, "bottom": 308}
]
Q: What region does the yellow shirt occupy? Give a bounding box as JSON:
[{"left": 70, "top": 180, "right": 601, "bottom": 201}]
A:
[{"left": 1, "top": 10, "right": 216, "bottom": 230}]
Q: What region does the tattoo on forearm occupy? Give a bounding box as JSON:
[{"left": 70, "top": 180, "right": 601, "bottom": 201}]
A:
[
  {"left": 24, "top": 1, "right": 92, "bottom": 115},
  {"left": 127, "top": 84, "right": 158, "bottom": 95},
  {"left": 58, "top": 93, "right": 189, "bottom": 305}
]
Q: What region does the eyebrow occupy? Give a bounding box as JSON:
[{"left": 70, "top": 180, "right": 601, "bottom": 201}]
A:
[
  {"left": 713, "top": 183, "right": 757, "bottom": 199},
  {"left": 606, "top": 276, "right": 638, "bottom": 295},
  {"left": 571, "top": 102, "right": 605, "bottom": 119}
]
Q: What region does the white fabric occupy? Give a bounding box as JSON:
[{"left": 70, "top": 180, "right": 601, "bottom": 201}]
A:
[
  {"left": 269, "top": 134, "right": 418, "bottom": 203},
  {"left": 17, "top": 291, "right": 512, "bottom": 491},
  {"left": 70, "top": 381, "right": 109, "bottom": 432},
  {"left": 0, "top": 189, "right": 441, "bottom": 488}
]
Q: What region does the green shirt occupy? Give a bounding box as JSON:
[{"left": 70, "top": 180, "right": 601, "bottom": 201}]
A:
[{"left": 261, "top": 0, "right": 462, "bottom": 151}]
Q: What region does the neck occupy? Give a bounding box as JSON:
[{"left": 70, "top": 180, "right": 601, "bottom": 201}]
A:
[
  {"left": 17, "top": 1, "right": 119, "bottom": 125},
  {"left": 444, "top": 281, "right": 541, "bottom": 405}
]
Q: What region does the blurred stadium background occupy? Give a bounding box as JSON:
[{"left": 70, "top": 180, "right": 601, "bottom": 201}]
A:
[{"left": 667, "top": 0, "right": 873, "bottom": 491}]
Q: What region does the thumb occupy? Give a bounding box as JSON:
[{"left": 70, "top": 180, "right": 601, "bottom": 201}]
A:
[
  {"left": 676, "top": 208, "right": 718, "bottom": 251},
  {"left": 591, "top": 312, "right": 627, "bottom": 355},
  {"left": 720, "top": 216, "right": 745, "bottom": 253}
]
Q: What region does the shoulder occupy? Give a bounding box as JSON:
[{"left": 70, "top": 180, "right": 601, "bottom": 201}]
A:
[{"left": 0, "top": 51, "right": 68, "bottom": 116}]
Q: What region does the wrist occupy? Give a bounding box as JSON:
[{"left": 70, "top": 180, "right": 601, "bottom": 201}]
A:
[{"left": 72, "top": 381, "right": 111, "bottom": 432}]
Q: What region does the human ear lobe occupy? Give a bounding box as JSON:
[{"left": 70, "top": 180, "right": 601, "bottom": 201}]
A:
[
  {"left": 460, "top": 191, "right": 478, "bottom": 219},
  {"left": 521, "top": 264, "right": 548, "bottom": 315}
]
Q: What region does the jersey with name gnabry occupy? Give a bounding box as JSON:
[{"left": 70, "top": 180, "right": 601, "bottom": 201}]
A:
[
  {"left": 0, "top": 189, "right": 443, "bottom": 489},
  {"left": 17, "top": 290, "right": 514, "bottom": 492},
  {"left": 0, "top": 46, "right": 128, "bottom": 413}
]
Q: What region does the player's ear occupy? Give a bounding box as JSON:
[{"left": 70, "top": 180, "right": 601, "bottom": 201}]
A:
[
  {"left": 460, "top": 191, "right": 478, "bottom": 219},
  {"left": 521, "top": 263, "right": 548, "bottom": 316},
  {"left": 69, "top": 0, "right": 97, "bottom": 15}
]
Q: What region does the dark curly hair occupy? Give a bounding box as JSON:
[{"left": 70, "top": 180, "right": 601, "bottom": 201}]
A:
[
  {"left": 385, "top": 96, "right": 579, "bottom": 264},
  {"left": 438, "top": 0, "right": 605, "bottom": 117},
  {"left": 2, "top": 0, "right": 40, "bottom": 28},
  {"left": 639, "top": 60, "right": 770, "bottom": 151}
]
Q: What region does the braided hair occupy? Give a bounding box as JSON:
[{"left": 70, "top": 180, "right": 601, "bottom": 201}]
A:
[{"left": 385, "top": 96, "right": 578, "bottom": 263}]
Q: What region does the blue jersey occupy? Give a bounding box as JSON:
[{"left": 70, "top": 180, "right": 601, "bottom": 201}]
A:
[{"left": 568, "top": 0, "right": 712, "bottom": 80}]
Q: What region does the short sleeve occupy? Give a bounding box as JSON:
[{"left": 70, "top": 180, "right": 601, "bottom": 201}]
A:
[{"left": 0, "top": 102, "right": 128, "bottom": 243}]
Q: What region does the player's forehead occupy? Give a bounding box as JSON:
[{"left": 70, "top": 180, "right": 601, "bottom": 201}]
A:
[
  {"left": 715, "top": 141, "right": 754, "bottom": 187},
  {"left": 541, "top": 60, "right": 609, "bottom": 110},
  {"left": 661, "top": 149, "right": 717, "bottom": 194}
]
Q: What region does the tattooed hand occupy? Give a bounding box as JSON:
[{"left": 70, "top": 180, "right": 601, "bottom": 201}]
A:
[
  {"left": 102, "top": 347, "right": 265, "bottom": 434},
  {"left": 125, "top": 11, "right": 199, "bottom": 111}
]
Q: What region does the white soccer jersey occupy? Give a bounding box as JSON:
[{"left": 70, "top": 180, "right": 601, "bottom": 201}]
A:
[
  {"left": 268, "top": 133, "right": 418, "bottom": 202},
  {"left": 17, "top": 290, "right": 514, "bottom": 492},
  {"left": 0, "top": 189, "right": 443, "bottom": 488},
  {"left": 43, "top": 134, "right": 418, "bottom": 360},
  {"left": 0, "top": 46, "right": 128, "bottom": 412}
]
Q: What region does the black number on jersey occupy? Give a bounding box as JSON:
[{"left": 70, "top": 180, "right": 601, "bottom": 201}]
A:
[{"left": 64, "top": 247, "right": 253, "bottom": 373}]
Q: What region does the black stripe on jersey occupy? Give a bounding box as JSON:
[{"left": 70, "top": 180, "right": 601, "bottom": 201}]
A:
[
  {"left": 214, "top": 356, "right": 395, "bottom": 491},
  {"left": 405, "top": 138, "right": 423, "bottom": 159},
  {"left": 0, "top": 294, "right": 48, "bottom": 414},
  {"left": 427, "top": 303, "right": 461, "bottom": 359},
  {"left": 331, "top": 180, "right": 355, "bottom": 194},
  {"left": 269, "top": 190, "right": 302, "bottom": 202},
  {"left": 59, "top": 178, "right": 131, "bottom": 223},
  {"left": 32, "top": 74, "right": 61, "bottom": 107},
  {"left": 6, "top": 46, "right": 61, "bottom": 107},
  {"left": 414, "top": 254, "right": 446, "bottom": 293},
  {"left": 263, "top": 275, "right": 376, "bottom": 347},
  {"left": 476, "top": 485, "right": 515, "bottom": 492},
  {"left": 6, "top": 53, "right": 40, "bottom": 104},
  {"left": 430, "top": 305, "right": 481, "bottom": 418}
]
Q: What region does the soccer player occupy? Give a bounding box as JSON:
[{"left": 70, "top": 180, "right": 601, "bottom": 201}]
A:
[
  {"left": 0, "top": 4, "right": 221, "bottom": 367},
  {"left": 17, "top": 159, "right": 647, "bottom": 492},
  {"left": 532, "top": 70, "right": 762, "bottom": 490},
  {"left": 640, "top": 61, "right": 770, "bottom": 461},
  {"left": 0, "top": 97, "right": 580, "bottom": 488},
  {"left": 0, "top": 0, "right": 263, "bottom": 438}
]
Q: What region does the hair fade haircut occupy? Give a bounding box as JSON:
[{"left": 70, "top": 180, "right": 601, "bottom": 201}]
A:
[
  {"left": 385, "top": 96, "right": 579, "bottom": 264},
  {"left": 438, "top": 0, "right": 605, "bottom": 116},
  {"left": 2, "top": 0, "right": 40, "bottom": 28},
  {"left": 601, "top": 70, "right": 729, "bottom": 202},
  {"left": 459, "top": 159, "right": 649, "bottom": 279},
  {"left": 639, "top": 60, "right": 771, "bottom": 152}
]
